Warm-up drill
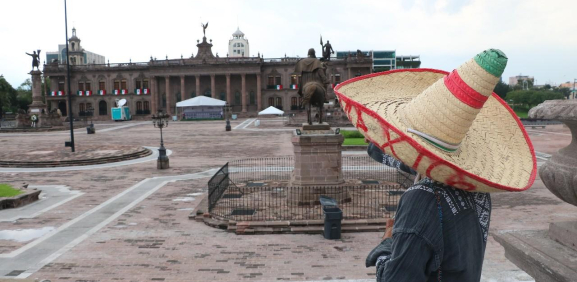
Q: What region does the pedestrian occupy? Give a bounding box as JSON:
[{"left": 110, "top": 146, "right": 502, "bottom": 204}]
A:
[{"left": 335, "top": 49, "right": 537, "bottom": 282}]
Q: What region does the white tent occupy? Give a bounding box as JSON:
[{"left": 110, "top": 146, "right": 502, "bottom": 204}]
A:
[
  {"left": 176, "top": 96, "right": 226, "bottom": 120},
  {"left": 176, "top": 96, "right": 226, "bottom": 108},
  {"left": 258, "top": 106, "right": 284, "bottom": 115}
]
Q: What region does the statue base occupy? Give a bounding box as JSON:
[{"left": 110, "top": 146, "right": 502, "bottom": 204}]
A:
[{"left": 302, "top": 122, "right": 330, "bottom": 131}]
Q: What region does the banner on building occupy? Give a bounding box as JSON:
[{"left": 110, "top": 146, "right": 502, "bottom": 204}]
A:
[
  {"left": 99, "top": 90, "right": 106, "bottom": 95},
  {"left": 290, "top": 84, "right": 298, "bottom": 90},
  {"left": 276, "top": 85, "right": 283, "bottom": 90}
]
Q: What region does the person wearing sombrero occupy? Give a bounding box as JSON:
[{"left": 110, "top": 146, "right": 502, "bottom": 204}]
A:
[{"left": 335, "top": 49, "right": 537, "bottom": 282}]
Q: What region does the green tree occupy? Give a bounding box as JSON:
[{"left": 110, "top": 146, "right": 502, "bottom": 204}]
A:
[
  {"left": 543, "top": 84, "right": 552, "bottom": 90},
  {"left": 505, "top": 90, "right": 564, "bottom": 108},
  {"left": 554, "top": 87, "right": 571, "bottom": 99},
  {"left": 16, "top": 79, "right": 32, "bottom": 111},
  {"left": 493, "top": 80, "right": 510, "bottom": 99},
  {"left": 0, "top": 76, "right": 18, "bottom": 116}
]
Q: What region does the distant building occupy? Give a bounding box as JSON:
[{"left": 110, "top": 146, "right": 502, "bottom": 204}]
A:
[
  {"left": 336, "top": 50, "right": 420, "bottom": 73},
  {"left": 45, "top": 28, "right": 105, "bottom": 65},
  {"left": 509, "top": 75, "right": 534, "bottom": 87},
  {"left": 559, "top": 81, "right": 577, "bottom": 99},
  {"left": 228, "top": 27, "right": 249, "bottom": 57}
]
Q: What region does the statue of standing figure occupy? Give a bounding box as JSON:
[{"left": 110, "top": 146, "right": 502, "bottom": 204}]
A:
[
  {"left": 26, "top": 50, "right": 41, "bottom": 70},
  {"left": 319, "top": 36, "right": 334, "bottom": 61},
  {"left": 201, "top": 22, "right": 209, "bottom": 37}
]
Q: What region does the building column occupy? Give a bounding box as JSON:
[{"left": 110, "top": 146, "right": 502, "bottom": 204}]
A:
[
  {"left": 348, "top": 68, "right": 352, "bottom": 80},
  {"left": 256, "top": 74, "right": 262, "bottom": 111},
  {"left": 165, "top": 76, "right": 172, "bottom": 115},
  {"left": 195, "top": 75, "right": 200, "bottom": 97},
  {"left": 210, "top": 74, "right": 216, "bottom": 99},
  {"left": 241, "top": 73, "right": 247, "bottom": 112},
  {"left": 180, "top": 75, "right": 186, "bottom": 102},
  {"left": 151, "top": 77, "right": 158, "bottom": 114},
  {"left": 226, "top": 74, "right": 231, "bottom": 104}
]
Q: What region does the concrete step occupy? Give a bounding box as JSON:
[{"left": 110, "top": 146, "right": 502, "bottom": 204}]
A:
[
  {"left": 494, "top": 230, "right": 577, "bottom": 282},
  {"left": 549, "top": 221, "right": 577, "bottom": 252}
]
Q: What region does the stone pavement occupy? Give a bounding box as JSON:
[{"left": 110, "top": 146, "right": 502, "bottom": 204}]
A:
[{"left": 0, "top": 121, "right": 574, "bottom": 281}]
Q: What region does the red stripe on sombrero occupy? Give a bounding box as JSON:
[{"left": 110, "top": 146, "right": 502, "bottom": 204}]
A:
[
  {"left": 443, "top": 70, "right": 488, "bottom": 109},
  {"left": 335, "top": 68, "right": 537, "bottom": 192}
]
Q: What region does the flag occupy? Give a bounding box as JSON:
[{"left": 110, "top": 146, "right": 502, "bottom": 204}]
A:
[
  {"left": 276, "top": 85, "right": 283, "bottom": 90},
  {"left": 57, "top": 91, "right": 63, "bottom": 96},
  {"left": 114, "top": 89, "right": 119, "bottom": 95},
  {"left": 51, "top": 91, "right": 56, "bottom": 96},
  {"left": 99, "top": 90, "right": 106, "bottom": 95},
  {"left": 121, "top": 89, "right": 127, "bottom": 95},
  {"left": 85, "top": 90, "right": 92, "bottom": 96},
  {"left": 135, "top": 89, "right": 141, "bottom": 95},
  {"left": 290, "top": 84, "right": 298, "bottom": 90},
  {"left": 143, "top": 88, "right": 149, "bottom": 95},
  {"left": 78, "top": 90, "right": 83, "bottom": 96}
]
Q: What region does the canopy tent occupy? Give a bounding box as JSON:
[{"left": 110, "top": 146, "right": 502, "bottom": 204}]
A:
[
  {"left": 176, "top": 96, "right": 226, "bottom": 107},
  {"left": 258, "top": 106, "right": 284, "bottom": 115},
  {"left": 176, "top": 96, "right": 226, "bottom": 120}
]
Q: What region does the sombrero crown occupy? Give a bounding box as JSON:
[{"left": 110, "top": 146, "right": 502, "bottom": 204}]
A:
[{"left": 335, "top": 49, "right": 536, "bottom": 193}]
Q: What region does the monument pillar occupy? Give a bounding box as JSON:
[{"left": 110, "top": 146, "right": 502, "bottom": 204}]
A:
[
  {"left": 165, "top": 76, "right": 172, "bottom": 115},
  {"left": 241, "top": 73, "right": 247, "bottom": 112},
  {"left": 257, "top": 74, "right": 262, "bottom": 111},
  {"left": 28, "top": 70, "right": 46, "bottom": 113}
]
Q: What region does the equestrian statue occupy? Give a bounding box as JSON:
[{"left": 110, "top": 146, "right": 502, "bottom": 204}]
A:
[{"left": 295, "top": 48, "right": 330, "bottom": 125}]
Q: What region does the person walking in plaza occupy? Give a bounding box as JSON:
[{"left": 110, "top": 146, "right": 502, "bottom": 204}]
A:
[{"left": 334, "top": 49, "right": 537, "bottom": 282}]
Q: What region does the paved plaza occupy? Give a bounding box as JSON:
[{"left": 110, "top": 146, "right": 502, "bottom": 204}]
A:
[{"left": 0, "top": 119, "right": 575, "bottom": 282}]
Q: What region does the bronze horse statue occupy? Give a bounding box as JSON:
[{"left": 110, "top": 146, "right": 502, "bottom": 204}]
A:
[
  {"left": 296, "top": 48, "right": 329, "bottom": 125},
  {"left": 301, "top": 81, "right": 326, "bottom": 124}
]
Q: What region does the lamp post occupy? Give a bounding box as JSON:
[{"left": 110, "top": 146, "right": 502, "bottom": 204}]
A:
[
  {"left": 64, "top": 0, "right": 75, "bottom": 152},
  {"left": 224, "top": 103, "right": 231, "bottom": 131},
  {"left": 152, "top": 110, "right": 170, "bottom": 169},
  {"left": 573, "top": 79, "right": 576, "bottom": 99}
]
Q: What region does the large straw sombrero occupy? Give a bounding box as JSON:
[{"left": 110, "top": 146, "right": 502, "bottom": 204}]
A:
[{"left": 335, "top": 49, "right": 536, "bottom": 193}]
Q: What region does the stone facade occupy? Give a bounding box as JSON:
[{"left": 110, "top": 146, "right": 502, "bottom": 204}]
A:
[{"left": 42, "top": 38, "right": 372, "bottom": 120}]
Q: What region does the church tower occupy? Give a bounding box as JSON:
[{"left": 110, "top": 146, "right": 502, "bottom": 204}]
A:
[
  {"left": 228, "top": 27, "right": 249, "bottom": 57},
  {"left": 67, "top": 27, "right": 84, "bottom": 65}
]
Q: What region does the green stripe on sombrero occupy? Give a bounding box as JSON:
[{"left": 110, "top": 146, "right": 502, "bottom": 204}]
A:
[{"left": 474, "top": 49, "right": 508, "bottom": 78}]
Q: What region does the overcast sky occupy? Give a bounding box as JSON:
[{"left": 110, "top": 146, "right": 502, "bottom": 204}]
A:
[{"left": 1, "top": 0, "right": 575, "bottom": 88}]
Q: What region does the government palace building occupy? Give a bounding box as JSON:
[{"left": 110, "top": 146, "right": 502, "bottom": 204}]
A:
[{"left": 43, "top": 28, "right": 419, "bottom": 120}]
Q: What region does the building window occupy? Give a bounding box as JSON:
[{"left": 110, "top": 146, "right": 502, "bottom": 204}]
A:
[
  {"left": 114, "top": 80, "right": 120, "bottom": 90},
  {"left": 291, "top": 97, "right": 298, "bottom": 110},
  {"left": 267, "top": 76, "right": 275, "bottom": 86},
  {"left": 85, "top": 82, "right": 91, "bottom": 91},
  {"left": 78, "top": 82, "right": 84, "bottom": 92},
  {"left": 79, "top": 103, "right": 85, "bottom": 116},
  {"left": 143, "top": 101, "right": 150, "bottom": 112},
  {"left": 334, "top": 74, "right": 341, "bottom": 83},
  {"left": 143, "top": 79, "right": 149, "bottom": 89},
  {"left": 275, "top": 76, "right": 281, "bottom": 85},
  {"left": 290, "top": 75, "right": 298, "bottom": 85},
  {"left": 275, "top": 97, "right": 282, "bottom": 108},
  {"left": 220, "top": 92, "right": 226, "bottom": 102},
  {"left": 99, "top": 81, "right": 105, "bottom": 91},
  {"left": 136, "top": 101, "right": 143, "bottom": 114},
  {"left": 136, "top": 80, "right": 142, "bottom": 90},
  {"left": 86, "top": 103, "right": 92, "bottom": 113},
  {"left": 121, "top": 80, "right": 127, "bottom": 90},
  {"left": 58, "top": 81, "right": 65, "bottom": 91},
  {"left": 204, "top": 90, "right": 211, "bottom": 97},
  {"left": 268, "top": 97, "right": 274, "bottom": 107},
  {"left": 249, "top": 91, "right": 255, "bottom": 105},
  {"left": 191, "top": 92, "right": 196, "bottom": 97},
  {"left": 234, "top": 91, "right": 241, "bottom": 105}
]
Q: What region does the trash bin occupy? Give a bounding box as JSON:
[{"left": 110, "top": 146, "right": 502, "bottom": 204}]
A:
[
  {"left": 86, "top": 124, "right": 95, "bottom": 134},
  {"left": 320, "top": 195, "right": 342, "bottom": 240}
]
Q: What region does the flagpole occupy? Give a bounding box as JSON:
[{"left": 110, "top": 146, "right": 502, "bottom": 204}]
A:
[{"left": 64, "top": 0, "right": 75, "bottom": 152}]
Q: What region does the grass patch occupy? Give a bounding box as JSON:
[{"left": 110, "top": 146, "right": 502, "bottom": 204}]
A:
[
  {"left": 343, "top": 138, "right": 368, "bottom": 146},
  {"left": 0, "top": 184, "right": 23, "bottom": 198},
  {"left": 514, "top": 109, "right": 529, "bottom": 118},
  {"left": 341, "top": 130, "right": 365, "bottom": 138}
]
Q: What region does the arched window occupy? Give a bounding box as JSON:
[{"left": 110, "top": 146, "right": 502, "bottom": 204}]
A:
[
  {"left": 99, "top": 100, "right": 107, "bottom": 116},
  {"left": 220, "top": 92, "right": 226, "bottom": 102},
  {"left": 234, "top": 91, "right": 241, "bottom": 105},
  {"left": 249, "top": 91, "right": 255, "bottom": 105},
  {"left": 136, "top": 101, "right": 143, "bottom": 115}
]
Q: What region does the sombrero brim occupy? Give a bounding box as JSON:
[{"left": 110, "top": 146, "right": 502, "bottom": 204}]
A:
[{"left": 335, "top": 69, "right": 537, "bottom": 193}]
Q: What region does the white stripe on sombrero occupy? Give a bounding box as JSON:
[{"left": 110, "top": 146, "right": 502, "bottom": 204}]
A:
[{"left": 407, "top": 128, "right": 461, "bottom": 151}]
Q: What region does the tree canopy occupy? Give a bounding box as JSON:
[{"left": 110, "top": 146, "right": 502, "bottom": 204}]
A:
[{"left": 505, "top": 90, "right": 565, "bottom": 107}]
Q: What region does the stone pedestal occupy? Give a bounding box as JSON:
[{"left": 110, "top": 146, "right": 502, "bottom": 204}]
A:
[
  {"left": 290, "top": 126, "right": 350, "bottom": 204},
  {"left": 495, "top": 100, "right": 577, "bottom": 282},
  {"left": 28, "top": 70, "right": 47, "bottom": 122}
]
